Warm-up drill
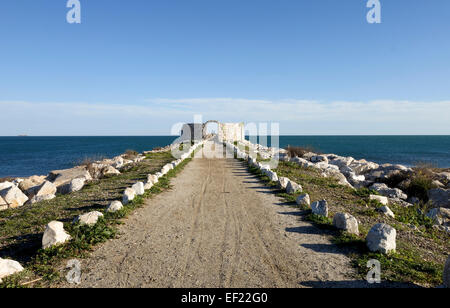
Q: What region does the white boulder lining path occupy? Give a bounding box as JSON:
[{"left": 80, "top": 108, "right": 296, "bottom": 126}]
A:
[
  {"left": 0, "top": 141, "right": 204, "bottom": 283},
  {"left": 0, "top": 141, "right": 187, "bottom": 211},
  {"left": 61, "top": 141, "right": 368, "bottom": 288},
  {"left": 227, "top": 140, "right": 449, "bottom": 287},
  {"left": 226, "top": 140, "right": 400, "bottom": 256},
  {"left": 0, "top": 258, "right": 24, "bottom": 283}
]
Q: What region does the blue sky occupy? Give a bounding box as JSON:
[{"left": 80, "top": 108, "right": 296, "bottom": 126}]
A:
[{"left": 0, "top": 0, "right": 449, "bottom": 135}]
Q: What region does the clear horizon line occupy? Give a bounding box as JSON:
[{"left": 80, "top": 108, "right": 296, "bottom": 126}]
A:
[{"left": 1, "top": 134, "right": 450, "bottom": 137}]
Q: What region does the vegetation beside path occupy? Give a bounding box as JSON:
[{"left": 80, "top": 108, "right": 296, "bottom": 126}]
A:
[
  {"left": 244, "top": 159, "right": 448, "bottom": 287},
  {"left": 0, "top": 151, "right": 194, "bottom": 288}
]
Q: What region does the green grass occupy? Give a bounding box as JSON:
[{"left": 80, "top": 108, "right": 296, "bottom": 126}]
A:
[
  {"left": 241, "top": 159, "right": 447, "bottom": 287},
  {"left": 0, "top": 150, "right": 193, "bottom": 288},
  {"left": 353, "top": 187, "right": 379, "bottom": 198},
  {"left": 332, "top": 232, "right": 366, "bottom": 250},
  {"left": 355, "top": 250, "right": 443, "bottom": 286},
  {"left": 307, "top": 213, "right": 333, "bottom": 228},
  {"left": 392, "top": 204, "right": 434, "bottom": 228}
]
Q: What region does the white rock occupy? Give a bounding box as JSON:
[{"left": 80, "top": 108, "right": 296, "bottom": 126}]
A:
[
  {"left": 34, "top": 181, "right": 57, "bottom": 198},
  {"left": 0, "top": 181, "right": 14, "bottom": 191},
  {"left": 123, "top": 188, "right": 136, "bottom": 205},
  {"left": 88, "top": 163, "right": 109, "bottom": 179},
  {"left": 302, "top": 152, "right": 317, "bottom": 160},
  {"left": 278, "top": 177, "right": 290, "bottom": 190},
  {"left": 144, "top": 181, "right": 153, "bottom": 190},
  {"left": 74, "top": 211, "right": 104, "bottom": 226},
  {"left": 379, "top": 206, "right": 395, "bottom": 218},
  {"left": 0, "top": 186, "right": 29, "bottom": 208},
  {"left": 313, "top": 162, "right": 329, "bottom": 170},
  {"left": 311, "top": 200, "right": 329, "bottom": 217},
  {"left": 340, "top": 165, "right": 354, "bottom": 175},
  {"left": 369, "top": 194, "right": 389, "bottom": 205},
  {"left": 311, "top": 155, "right": 328, "bottom": 163},
  {"left": 296, "top": 194, "right": 311, "bottom": 207},
  {"left": 103, "top": 165, "right": 121, "bottom": 176},
  {"left": 327, "top": 170, "right": 353, "bottom": 187},
  {"left": 348, "top": 172, "right": 365, "bottom": 183},
  {"left": 29, "top": 194, "right": 56, "bottom": 204},
  {"left": 48, "top": 167, "right": 92, "bottom": 187},
  {"left": 333, "top": 213, "right": 359, "bottom": 235},
  {"left": 286, "top": 181, "right": 302, "bottom": 194},
  {"left": 42, "top": 221, "right": 71, "bottom": 249},
  {"left": 366, "top": 223, "right": 396, "bottom": 254},
  {"left": 107, "top": 201, "right": 123, "bottom": 213},
  {"left": 147, "top": 174, "right": 158, "bottom": 185},
  {"left": 266, "top": 171, "right": 278, "bottom": 182},
  {"left": 0, "top": 258, "right": 24, "bottom": 282},
  {"left": 290, "top": 157, "right": 313, "bottom": 168},
  {"left": 326, "top": 164, "right": 340, "bottom": 172},
  {"left": 162, "top": 164, "right": 173, "bottom": 174},
  {"left": 259, "top": 164, "right": 271, "bottom": 171},
  {"left": 432, "top": 180, "right": 445, "bottom": 188},
  {"left": 352, "top": 161, "right": 379, "bottom": 175},
  {"left": 132, "top": 182, "right": 145, "bottom": 196},
  {"left": 370, "top": 183, "right": 408, "bottom": 200},
  {"left": 329, "top": 156, "right": 354, "bottom": 168},
  {"left": 112, "top": 156, "right": 124, "bottom": 169},
  {"left": 122, "top": 159, "right": 133, "bottom": 166},
  {"left": 18, "top": 176, "right": 46, "bottom": 195},
  {"left": 59, "top": 177, "right": 86, "bottom": 195}
]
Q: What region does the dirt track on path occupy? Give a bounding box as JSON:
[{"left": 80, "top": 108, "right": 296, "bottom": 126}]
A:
[{"left": 64, "top": 153, "right": 368, "bottom": 288}]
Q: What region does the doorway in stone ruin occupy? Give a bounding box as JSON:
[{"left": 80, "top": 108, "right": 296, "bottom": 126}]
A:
[{"left": 202, "top": 121, "right": 221, "bottom": 141}]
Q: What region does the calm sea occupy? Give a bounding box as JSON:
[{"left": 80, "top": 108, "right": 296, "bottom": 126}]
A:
[{"left": 0, "top": 136, "right": 449, "bottom": 178}]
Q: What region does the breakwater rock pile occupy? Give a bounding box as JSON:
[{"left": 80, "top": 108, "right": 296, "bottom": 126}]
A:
[
  {"left": 0, "top": 154, "right": 142, "bottom": 211},
  {"left": 0, "top": 140, "right": 205, "bottom": 283},
  {"left": 232, "top": 140, "right": 450, "bottom": 233},
  {"left": 226, "top": 139, "right": 449, "bottom": 287}
]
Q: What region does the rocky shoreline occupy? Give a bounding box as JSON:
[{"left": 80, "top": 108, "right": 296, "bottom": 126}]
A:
[
  {"left": 237, "top": 140, "right": 450, "bottom": 232},
  {"left": 0, "top": 144, "right": 179, "bottom": 212},
  {"left": 1, "top": 138, "right": 448, "bottom": 286},
  {"left": 0, "top": 141, "right": 204, "bottom": 283},
  {"left": 0, "top": 154, "right": 141, "bottom": 211},
  {"left": 227, "top": 139, "right": 449, "bottom": 287}
]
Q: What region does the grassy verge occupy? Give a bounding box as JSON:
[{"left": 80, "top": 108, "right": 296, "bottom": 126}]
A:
[
  {"left": 245, "top": 160, "right": 448, "bottom": 287},
  {"left": 0, "top": 150, "right": 194, "bottom": 288}
]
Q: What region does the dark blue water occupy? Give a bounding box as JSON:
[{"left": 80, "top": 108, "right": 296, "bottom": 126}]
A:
[
  {"left": 250, "top": 136, "right": 450, "bottom": 168},
  {"left": 0, "top": 136, "right": 177, "bottom": 178},
  {"left": 0, "top": 136, "right": 449, "bottom": 178}
]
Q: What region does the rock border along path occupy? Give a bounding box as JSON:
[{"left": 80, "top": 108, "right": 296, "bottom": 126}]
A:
[
  {"left": 230, "top": 141, "right": 398, "bottom": 255},
  {"left": 62, "top": 141, "right": 365, "bottom": 288},
  {"left": 0, "top": 141, "right": 204, "bottom": 285}
]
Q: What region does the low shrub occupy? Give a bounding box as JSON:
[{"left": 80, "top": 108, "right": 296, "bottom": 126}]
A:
[{"left": 123, "top": 150, "right": 139, "bottom": 159}]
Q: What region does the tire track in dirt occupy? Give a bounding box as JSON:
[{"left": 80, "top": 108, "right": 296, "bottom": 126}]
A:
[
  {"left": 218, "top": 164, "right": 232, "bottom": 286},
  {"left": 226, "top": 160, "right": 286, "bottom": 288},
  {"left": 221, "top": 164, "right": 243, "bottom": 288},
  {"left": 61, "top": 144, "right": 363, "bottom": 288},
  {"left": 172, "top": 160, "right": 210, "bottom": 287}
]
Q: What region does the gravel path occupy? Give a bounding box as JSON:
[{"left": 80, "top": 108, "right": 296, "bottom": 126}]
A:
[{"left": 64, "top": 150, "right": 367, "bottom": 288}]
